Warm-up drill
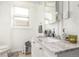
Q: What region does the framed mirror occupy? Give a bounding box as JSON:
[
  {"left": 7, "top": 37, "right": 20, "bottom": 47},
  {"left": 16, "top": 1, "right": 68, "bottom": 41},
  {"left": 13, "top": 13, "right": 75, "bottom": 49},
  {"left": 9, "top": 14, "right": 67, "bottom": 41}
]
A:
[{"left": 44, "top": 1, "right": 58, "bottom": 25}]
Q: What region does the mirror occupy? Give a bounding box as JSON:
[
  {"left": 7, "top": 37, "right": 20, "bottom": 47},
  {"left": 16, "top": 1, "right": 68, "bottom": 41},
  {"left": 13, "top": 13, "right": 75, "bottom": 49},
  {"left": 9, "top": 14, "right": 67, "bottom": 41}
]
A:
[
  {"left": 42, "top": 1, "right": 60, "bottom": 31},
  {"left": 37, "top": 1, "right": 60, "bottom": 35},
  {"left": 44, "top": 1, "right": 58, "bottom": 25}
]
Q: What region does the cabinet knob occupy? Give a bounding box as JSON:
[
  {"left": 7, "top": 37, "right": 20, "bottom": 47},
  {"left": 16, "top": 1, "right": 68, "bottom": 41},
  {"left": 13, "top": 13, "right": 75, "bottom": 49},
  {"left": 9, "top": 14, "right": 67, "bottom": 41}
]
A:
[
  {"left": 39, "top": 39, "right": 42, "bottom": 42},
  {"left": 39, "top": 47, "right": 42, "bottom": 50}
]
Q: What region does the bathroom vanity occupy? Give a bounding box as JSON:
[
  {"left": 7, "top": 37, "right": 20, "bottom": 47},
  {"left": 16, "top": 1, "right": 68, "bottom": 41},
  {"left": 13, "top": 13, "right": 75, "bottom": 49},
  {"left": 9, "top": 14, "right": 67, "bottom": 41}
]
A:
[{"left": 32, "top": 36, "right": 79, "bottom": 57}]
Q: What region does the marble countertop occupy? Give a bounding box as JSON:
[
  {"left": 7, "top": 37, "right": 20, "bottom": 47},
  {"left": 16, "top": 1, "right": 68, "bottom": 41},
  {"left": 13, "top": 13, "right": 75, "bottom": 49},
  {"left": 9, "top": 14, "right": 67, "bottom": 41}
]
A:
[{"left": 36, "top": 36, "right": 79, "bottom": 54}]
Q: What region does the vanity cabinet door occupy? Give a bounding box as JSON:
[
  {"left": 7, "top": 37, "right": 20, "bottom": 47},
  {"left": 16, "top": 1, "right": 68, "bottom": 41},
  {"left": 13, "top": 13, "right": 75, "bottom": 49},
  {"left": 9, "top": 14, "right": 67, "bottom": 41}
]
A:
[
  {"left": 32, "top": 40, "right": 40, "bottom": 57},
  {"left": 32, "top": 40, "right": 48, "bottom": 57},
  {"left": 42, "top": 46, "right": 57, "bottom": 57}
]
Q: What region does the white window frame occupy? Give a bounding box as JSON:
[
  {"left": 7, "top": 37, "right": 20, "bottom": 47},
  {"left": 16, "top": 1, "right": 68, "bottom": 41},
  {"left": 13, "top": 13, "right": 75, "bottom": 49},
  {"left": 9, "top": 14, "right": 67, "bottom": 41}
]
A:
[{"left": 11, "top": 6, "right": 31, "bottom": 29}]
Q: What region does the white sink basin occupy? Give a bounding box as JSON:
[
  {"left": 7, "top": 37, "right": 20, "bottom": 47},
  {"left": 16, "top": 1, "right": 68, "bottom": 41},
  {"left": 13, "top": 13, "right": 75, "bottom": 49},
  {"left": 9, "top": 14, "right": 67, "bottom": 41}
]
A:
[
  {"left": 38, "top": 36, "right": 60, "bottom": 43},
  {"left": 46, "top": 37, "right": 60, "bottom": 43}
]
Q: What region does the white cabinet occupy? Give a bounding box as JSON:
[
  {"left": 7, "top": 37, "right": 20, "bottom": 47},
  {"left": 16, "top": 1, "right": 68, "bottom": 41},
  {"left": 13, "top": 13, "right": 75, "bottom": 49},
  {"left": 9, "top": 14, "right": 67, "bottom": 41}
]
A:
[
  {"left": 32, "top": 39, "right": 57, "bottom": 57},
  {"left": 42, "top": 46, "right": 57, "bottom": 57},
  {"left": 32, "top": 37, "right": 79, "bottom": 57},
  {"left": 32, "top": 40, "right": 49, "bottom": 57}
]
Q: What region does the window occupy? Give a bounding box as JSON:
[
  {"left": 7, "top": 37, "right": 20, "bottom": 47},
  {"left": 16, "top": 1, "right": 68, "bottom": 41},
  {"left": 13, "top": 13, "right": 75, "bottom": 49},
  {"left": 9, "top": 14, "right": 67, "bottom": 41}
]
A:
[{"left": 13, "top": 7, "right": 30, "bottom": 28}]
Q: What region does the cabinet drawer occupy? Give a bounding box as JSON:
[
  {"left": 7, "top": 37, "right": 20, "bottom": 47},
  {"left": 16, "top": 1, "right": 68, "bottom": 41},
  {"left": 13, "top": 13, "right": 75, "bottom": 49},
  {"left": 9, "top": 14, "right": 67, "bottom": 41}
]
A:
[
  {"left": 32, "top": 40, "right": 44, "bottom": 57},
  {"left": 32, "top": 40, "right": 57, "bottom": 57},
  {"left": 42, "top": 46, "right": 57, "bottom": 57}
]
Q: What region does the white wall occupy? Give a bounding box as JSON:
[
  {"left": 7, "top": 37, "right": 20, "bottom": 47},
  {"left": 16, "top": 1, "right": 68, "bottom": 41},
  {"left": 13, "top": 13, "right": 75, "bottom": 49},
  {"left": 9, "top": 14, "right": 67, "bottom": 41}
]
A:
[{"left": 0, "top": 3, "right": 11, "bottom": 47}]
